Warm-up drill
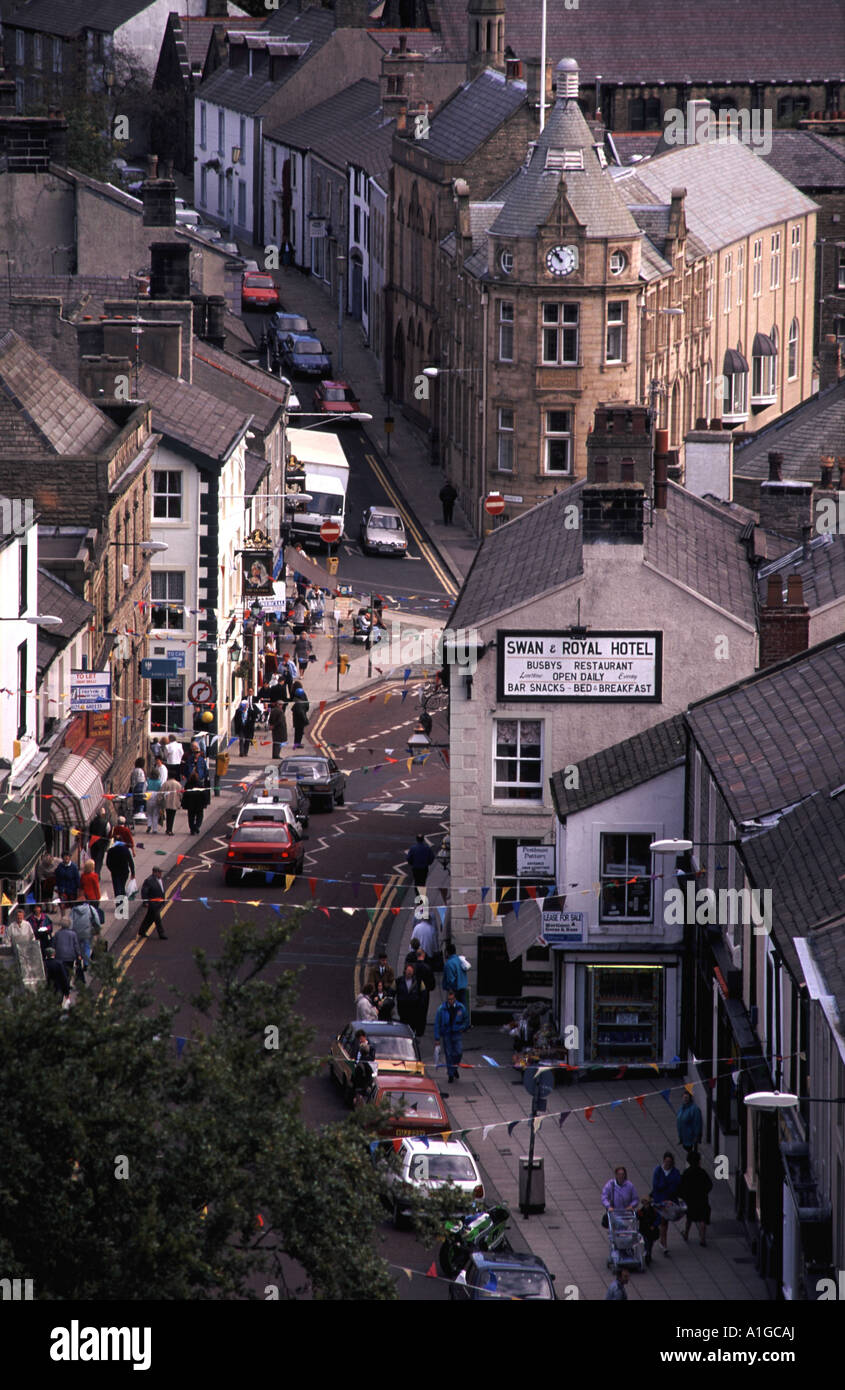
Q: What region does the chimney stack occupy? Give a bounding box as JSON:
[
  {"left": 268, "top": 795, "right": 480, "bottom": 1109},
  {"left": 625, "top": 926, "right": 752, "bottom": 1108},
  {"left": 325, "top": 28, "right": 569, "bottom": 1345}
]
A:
[
  {"left": 758, "top": 572, "right": 810, "bottom": 669},
  {"left": 142, "top": 156, "right": 176, "bottom": 227},
  {"left": 524, "top": 58, "right": 553, "bottom": 119},
  {"left": 586, "top": 404, "right": 653, "bottom": 487},
  {"left": 819, "top": 334, "right": 841, "bottom": 391},
  {"left": 454, "top": 178, "right": 472, "bottom": 262}
]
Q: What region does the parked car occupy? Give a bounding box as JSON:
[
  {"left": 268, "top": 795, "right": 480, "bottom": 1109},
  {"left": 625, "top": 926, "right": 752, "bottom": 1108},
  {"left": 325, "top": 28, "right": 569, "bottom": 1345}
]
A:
[
  {"left": 380, "top": 1137, "right": 485, "bottom": 1227},
  {"left": 450, "top": 1250, "right": 558, "bottom": 1300},
  {"left": 360, "top": 505, "right": 408, "bottom": 556},
  {"left": 242, "top": 776, "right": 311, "bottom": 825},
  {"left": 280, "top": 333, "right": 332, "bottom": 379},
  {"left": 223, "top": 822, "right": 305, "bottom": 885},
  {"left": 312, "top": 379, "right": 360, "bottom": 418},
  {"left": 362, "top": 1073, "right": 449, "bottom": 1137},
  {"left": 278, "top": 754, "right": 345, "bottom": 811},
  {"left": 242, "top": 271, "right": 281, "bottom": 311},
  {"left": 329, "top": 1021, "right": 424, "bottom": 1103}
]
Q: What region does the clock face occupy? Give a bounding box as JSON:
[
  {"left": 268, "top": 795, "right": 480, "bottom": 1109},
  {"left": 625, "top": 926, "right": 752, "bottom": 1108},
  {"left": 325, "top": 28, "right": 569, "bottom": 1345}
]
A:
[{"left": 546, "top": 245, "right": 577, "bottom": 276}]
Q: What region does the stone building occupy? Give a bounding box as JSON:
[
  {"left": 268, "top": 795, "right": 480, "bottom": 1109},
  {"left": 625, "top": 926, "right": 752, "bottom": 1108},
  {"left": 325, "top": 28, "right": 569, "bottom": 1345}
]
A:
[{"left": 0, "top": 328, "right": 159, "bottom": 795}]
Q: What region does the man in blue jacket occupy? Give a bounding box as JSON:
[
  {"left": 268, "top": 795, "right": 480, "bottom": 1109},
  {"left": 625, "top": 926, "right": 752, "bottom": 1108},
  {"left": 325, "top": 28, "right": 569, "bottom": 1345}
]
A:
[
  {"left": 434, "top": 988, "right": 468, "bottom": 1082},
  {"left": 442, "top": 942, "right": 469, "bottom": 1015},
  {"left": 406, "top": 834, "right": 434, "bottom": 887},
  {"left": 676, "top": 1090, "right": 703, "bottom": 1155},
  {"left": 54, "top": 851, "right": 80, "bottom": 911},
  {"left": 651, "top": 1151, "right": 682, "bottom": 1256}
]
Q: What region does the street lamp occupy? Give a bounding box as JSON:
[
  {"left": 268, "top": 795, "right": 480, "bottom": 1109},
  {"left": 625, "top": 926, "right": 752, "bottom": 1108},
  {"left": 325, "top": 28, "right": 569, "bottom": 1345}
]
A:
[
  {"left": 638, "top": 304, "right": 685, "bottom": 410},
  {"left": 229, "top": 145, "right": 242, "bottom": 241},
  {"left": 284, "top": 411, "right": 372, "bottom": 430},
  {"left": 108, "top": 540, "right": 169, "bottom": 554},
  {"left": 1, "top": 615, "right": 61, "bottom": 625},
  {"left": 649, "top": 837, "right": 742, "bottom": 854},
  {"left": 745, "top": 1092, "right": 845, "bottom": 1112}
]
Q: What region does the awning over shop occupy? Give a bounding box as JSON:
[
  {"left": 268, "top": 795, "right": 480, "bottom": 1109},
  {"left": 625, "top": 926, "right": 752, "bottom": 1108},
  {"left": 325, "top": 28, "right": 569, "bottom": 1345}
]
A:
[
  {"left": 723, "top": 347, "right": 749, "bottom": 374},
  {"left": 46, "top": 753, "right": 106, "bottom": 832},
  {"left": 502, "top": 897, "right": 543, "bottom": 962},
  {"left": 0, "top": 800, "right": 46, "bottom": 880},
  {"left": 752, "top": 332, "right": 777, "bottom": 357}
]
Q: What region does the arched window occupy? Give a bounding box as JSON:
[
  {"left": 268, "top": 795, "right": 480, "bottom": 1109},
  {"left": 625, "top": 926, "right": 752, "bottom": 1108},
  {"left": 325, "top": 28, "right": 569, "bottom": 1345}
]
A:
[
  {"left": 787, "top": 318, "right": 799, "bottom": 379},
  {"left": 670, "top": 382, "right": 681, "bottom": 448},
  {"left": 703, "top": 362, "right": 712, "bottom": 421}
]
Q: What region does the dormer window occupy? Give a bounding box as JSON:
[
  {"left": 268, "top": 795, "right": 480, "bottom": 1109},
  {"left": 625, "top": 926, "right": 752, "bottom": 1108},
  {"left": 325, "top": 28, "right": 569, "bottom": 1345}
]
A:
[
  {"left": 545, "top": 148, "right": 583, "bottom": 171},
  {"left": 609, "top": 250, "right": 627, "bottom": 275},
  {"left": 594, "top": 144, "right": 608, "bottom": 169}
]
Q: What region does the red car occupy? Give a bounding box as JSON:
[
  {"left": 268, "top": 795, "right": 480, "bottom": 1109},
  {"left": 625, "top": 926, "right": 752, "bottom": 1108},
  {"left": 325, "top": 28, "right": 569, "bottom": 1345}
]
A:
[
  {"left": 364, "top": 1073, "right": 450, "bottom": 1137},
  {"left": 312, "top": 380, "right": 360, "bottom": 418},
  {"left": 224, "top": 822, "right": 304, "bottom": 885},
  {"left": 241, "top": 272, "right": 280, "bottom": 311}
]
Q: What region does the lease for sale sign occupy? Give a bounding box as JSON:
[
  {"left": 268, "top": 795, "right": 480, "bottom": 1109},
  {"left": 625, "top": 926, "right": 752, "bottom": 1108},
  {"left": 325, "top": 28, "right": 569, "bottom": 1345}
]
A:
[{"left": 497, "top": 631, "right": 662, "bottom": 702}]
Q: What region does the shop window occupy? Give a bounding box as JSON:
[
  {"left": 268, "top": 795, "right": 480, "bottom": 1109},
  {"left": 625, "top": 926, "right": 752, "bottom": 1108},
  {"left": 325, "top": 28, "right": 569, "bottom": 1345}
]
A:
[
  {"left": 493, "top": 837, "right": 554, "bottom": 913},
  {"left": 599, "top": 831, "right": 653, "bottom": 923},
  {"left": 150, "top": 571, "right": 185, "bottom": 630},
  {"left": 585, "top": 964, "right": 664, "bottom": 1063},
  {"left": 150, "top": 677, "right": 185, "bottom": 732}
]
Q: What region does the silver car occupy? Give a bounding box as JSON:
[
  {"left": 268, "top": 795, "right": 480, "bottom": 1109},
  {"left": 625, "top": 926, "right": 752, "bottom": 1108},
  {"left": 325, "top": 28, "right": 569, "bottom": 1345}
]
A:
[{"left": 360, "top": 505, "right": 407, "bottom": 556}]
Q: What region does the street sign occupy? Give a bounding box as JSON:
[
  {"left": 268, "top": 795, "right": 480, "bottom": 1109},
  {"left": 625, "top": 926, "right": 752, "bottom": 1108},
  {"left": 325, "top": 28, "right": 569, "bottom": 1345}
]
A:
[
  {"left": 141, "top": 659, "right": 178, "bottom": 679},
  {"left": 320, "top": 520, "right": 342, "bottom": 543},
  {"left": 188, "top": 678, "right": 214, "bottom": 704},
  {"left": 484, "top": 492, "right": 506, "bottom": 515},
  {"left": 517, "top": 844, "right": 555, "bottom": 878},
  {"left": 503, "top": 494, "right": 523, "bottom": 504}
]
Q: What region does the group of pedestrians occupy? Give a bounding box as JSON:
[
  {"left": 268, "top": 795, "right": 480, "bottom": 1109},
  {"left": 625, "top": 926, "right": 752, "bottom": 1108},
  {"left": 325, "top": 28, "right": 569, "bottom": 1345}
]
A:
[
  {"left": 602, "top": 1092, "right": 714, "bottom": 1299},
  {"left": 233, "top": 665, "right": 311, "bottom": 757}
]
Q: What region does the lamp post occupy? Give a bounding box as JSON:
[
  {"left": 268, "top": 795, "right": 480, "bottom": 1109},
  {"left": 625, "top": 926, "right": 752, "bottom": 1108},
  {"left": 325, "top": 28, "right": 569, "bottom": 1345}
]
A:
[
  {"left": 638, "top": 304, "right": 684, "bottom": 413},
  {"left": 337, "top": 251, "right": 346, "bottom": 375},
  {"left": 229, "top": 145, "right": 242, "bottom": 241},
  {"left": 422, "top": 365, "right": 484, "bottom": 524}
]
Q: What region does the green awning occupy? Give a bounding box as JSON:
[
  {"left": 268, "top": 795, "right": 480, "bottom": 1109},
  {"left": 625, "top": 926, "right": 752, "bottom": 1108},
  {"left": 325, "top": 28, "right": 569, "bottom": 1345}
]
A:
[{"left": 0, "top": 800, "right": 46, "bottom": 881}]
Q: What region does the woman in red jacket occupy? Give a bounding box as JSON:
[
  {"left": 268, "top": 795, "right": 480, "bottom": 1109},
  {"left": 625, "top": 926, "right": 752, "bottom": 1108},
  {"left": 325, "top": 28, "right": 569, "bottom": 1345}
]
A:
[{"left": 80, "top": 857, "right": 104, "bottom": 924}]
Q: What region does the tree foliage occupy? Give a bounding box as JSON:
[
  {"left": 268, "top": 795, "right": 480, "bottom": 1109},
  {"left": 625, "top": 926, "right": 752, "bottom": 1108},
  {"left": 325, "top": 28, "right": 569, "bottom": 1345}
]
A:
[{"left": 0, "top": 915, "right": 403, "bottom": 1300}]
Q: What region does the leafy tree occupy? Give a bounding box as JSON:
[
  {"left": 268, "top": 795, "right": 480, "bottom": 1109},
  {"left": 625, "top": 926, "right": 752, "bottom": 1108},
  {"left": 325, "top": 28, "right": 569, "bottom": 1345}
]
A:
[{"left": 0, "top": 915, "right": 408, "bottom": 1299}]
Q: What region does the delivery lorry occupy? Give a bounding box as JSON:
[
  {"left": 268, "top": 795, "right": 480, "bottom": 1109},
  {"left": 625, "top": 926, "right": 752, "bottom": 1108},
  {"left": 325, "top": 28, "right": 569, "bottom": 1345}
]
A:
[{"left": 285, "top": 427, "right": 350, "bottom": 548}]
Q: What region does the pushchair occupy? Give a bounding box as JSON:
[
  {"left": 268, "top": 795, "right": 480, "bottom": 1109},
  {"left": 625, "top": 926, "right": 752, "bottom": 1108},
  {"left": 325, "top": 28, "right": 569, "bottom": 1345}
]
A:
[{"left": 605, "top": 1209, "right": 647, "bottom": 1272}]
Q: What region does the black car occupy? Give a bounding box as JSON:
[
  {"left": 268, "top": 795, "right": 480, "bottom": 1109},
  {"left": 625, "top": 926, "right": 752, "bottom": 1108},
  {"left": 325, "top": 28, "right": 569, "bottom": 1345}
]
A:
[
  {"left": 268, "top": 311, "right": 311, "bottom": 365},
  {"left": 449, "top": 1250, "right": 557, "bottom": 1300},
  {"left": 278, "top": 754, "right": 346, "bottom": 811},
  {"left": 280, "top": 333, "right": 332, "bottom": 379}
]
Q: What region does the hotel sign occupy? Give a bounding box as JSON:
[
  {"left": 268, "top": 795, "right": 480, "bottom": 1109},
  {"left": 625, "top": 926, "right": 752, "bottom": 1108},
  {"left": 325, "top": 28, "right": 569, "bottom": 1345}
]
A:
[{"left": 497, "top": 631, "right": 662, "bottom": 702}]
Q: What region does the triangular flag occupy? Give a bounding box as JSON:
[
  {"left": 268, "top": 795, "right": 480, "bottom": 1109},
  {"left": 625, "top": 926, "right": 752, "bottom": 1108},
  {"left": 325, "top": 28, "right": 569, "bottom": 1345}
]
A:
[
  {"left": 374, "top": 884, "right": 384, "bottom": 902},
  {"left": 616, "top": 1066, "right": 628, "bottom": 1081},
  {"left": 437, "top": 906, "right": 447, "bottom": 925},
  {"left": 467, "top": 903, "right": 477, "bottom": 921},
  {"left": 285, "top": 875, "right": 295, "bottom": 892},
  {"left": 482, "top": 1125, "right": 495, "bottom": 1142},
  {"left": 176, "top": 854, "right": 186, "bottom": 866},
  {"left": 506, "top": 1119, "right": 520, "bottom": 1137},
  {"left": 584, "top": 1107, "right": 595, "bottom": 1122},
  {"left": 512, "top": 900, "right": 521, "bottom": 918},
  {"left": 171, "top": 885, "right": 182, "bottom": 901},
  {"left": 525, "top": 885, "right": 537, "bottom": 900},
  {"left": 308, "top": 878, "right": 317, "bottom": 897},
  {"left": 481, "top": 1055, "right": 501, "bottom": 1068},
  {"left": 480, "top": 886, "right": 490, "bottom": 903},
  {"left": 660, "top": 1089, "right": 673, "bottom": 1108},
  {"left": 425, "top": 1263, "right": 437, "bottom": 1278},
  {"left": 533, "top": 1116, "right": 543, "bottom": 1134},
  {"left": 558, "top": 1110, "right": 570, "bottom": 1129},
  {"left": 175, "top": 1037, "right": 187, "bottom": 1058},
  {"left": 635, "top": 1095, "right": 646, "bottom": 1111},
  {"left": 199, "top": 897, "right": 210, "bottom": 910}
]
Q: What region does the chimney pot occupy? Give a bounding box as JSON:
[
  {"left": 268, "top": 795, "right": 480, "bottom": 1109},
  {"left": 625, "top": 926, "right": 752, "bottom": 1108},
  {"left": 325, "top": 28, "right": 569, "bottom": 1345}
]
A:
[
  {"left": 695, "top": 416, "right": 708, "bottom": 430},
  {"left": 767, "top": 451, "right": 783, "bottom": 481},
  {"left": 593, "top": 458, "right": 608, "bottom": 483},
  {"left": 620, "top": 457, "right": 635, "bottom": 482},
  {"left": 766, "top": 576, "right": 783, "bottom": 607},
  {"left": 786, "top": 573, "right": 804, "bottom": 606},
  {"left": 820, "top": 460, "right": 834, "bottom": 488},
  {"left": 147, "top": 154, "right": 158, "bottom": 179},
  {"left": 709, "top": 418, "right": 723, "bottom": 430}
]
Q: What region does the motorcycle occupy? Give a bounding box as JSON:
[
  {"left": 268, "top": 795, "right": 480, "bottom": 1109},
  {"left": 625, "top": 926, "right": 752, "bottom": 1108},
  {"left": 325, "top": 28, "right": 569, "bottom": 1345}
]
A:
[{"left": 439, "top": 1203, "right": 511, "bottom": 1279}]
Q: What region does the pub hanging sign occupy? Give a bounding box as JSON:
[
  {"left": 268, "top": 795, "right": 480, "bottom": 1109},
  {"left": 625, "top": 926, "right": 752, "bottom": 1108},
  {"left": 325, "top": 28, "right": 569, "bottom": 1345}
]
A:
[{"left": 497, "top": 630, "right": 662, "bottom": 702}]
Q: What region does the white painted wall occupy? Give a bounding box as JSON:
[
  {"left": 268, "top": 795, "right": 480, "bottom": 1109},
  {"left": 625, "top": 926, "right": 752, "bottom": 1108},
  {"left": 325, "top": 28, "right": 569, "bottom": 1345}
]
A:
[
  {"left": 194, "top": 100, "right": 257, "bottom": 240},
  {"left": 119, "top": 1, "right": 249, "bottom": 81},
  {"left": 0, "top": 518, "right": 40, "bottom": 788},
  {"left": 148, "top": 443, "right": 200, "bottom": 734}
]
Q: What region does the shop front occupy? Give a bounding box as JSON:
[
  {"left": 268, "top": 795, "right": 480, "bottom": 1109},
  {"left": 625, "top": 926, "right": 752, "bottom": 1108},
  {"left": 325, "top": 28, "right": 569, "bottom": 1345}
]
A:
[{"left": 553, "top": 949, "right": 683, "bottom": 1071}]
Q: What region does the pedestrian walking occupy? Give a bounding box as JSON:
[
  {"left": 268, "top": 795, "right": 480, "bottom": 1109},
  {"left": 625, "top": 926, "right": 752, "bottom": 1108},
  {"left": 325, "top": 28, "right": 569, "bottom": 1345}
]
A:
[
  {"left": 290, "top": 684, "right": 310, "bottom": 748},
  {"left": 182, "top": 772, "right": 206, "bottom": 836},
  {"left": 181, "top": 741, "right": 209, "bottom": 787},
  {"left": 356, "top": 990, "right": 379, "bottom": 1022},
  {"left": 70, "top": 898, "right": 100, "bottom": 966},
  {"left": 28, "top": 903, "right": 53, "bottom": 955},
  {"left": 677, "top": 1089, "right": 703, "bottom": 1156},
  {"left": 411, "top": 913, "right": 438, "bottom": 962},
  {"left": 601, "top": 1166, "right": 639, "bottom": 1214},
  {"left": 87, "top": 805, "right": 112, "bottom": 876},
  {"left": 145, "top": 761, "right": 164, "bottom": 833},
  {"left": 268, "top": 700, "right": 288, "bottom": 758},
  {"left": 161, "top": 776, "right": 182, "bottom": 835},
  {"left": 433, "top": 987, "right": 468, "bottom": 1083},
  {"left": 412, "top": 947, "right": 435, "bottom": 1036},
  {"left": 678, "top": 1152, "right": 713, "bottom": 1247},
  {"left": 164, "top": 735, "right": 184, "bottom": 779},
  {"left": 293, "top": 632, "right": 312, "bottom": 676},
  {"left": 395, "top": 964, "right": 424, "bottom": 1034},
  {"left": 112, "top": 817, "right": 135, "bottom": 851},
  {"left": 105, "top": 838, "right": 134, "bottom": 901},
  {"left": 44, "top": 946, "right": 71, "bottom": 1001},
  {"left": 442, "top": 942, "right": 469, "bottom": 1014},
  {"left": 651, "top": 1151, "right": 682, "bottom": 1256},
  {"left": 605, "top": 1269, "right": 630, "bottom": 1301},
  {"left": 53, "top": 922, "right": 83, "bottom": 981},
  {"left": 234, "top": 698, "right": 257, "bottom": 756},
  {"left": 370, "top": 975, "right": 395, "bottom": 1022},
  {"left": 54, "top": 851, "right": 80, "bottom": 914},
  {"left": 637, "top": 1196, "right": 661, "bottom": 1265},
  {"left": 281, "top": 654, "right": 299, "bottom": 698},
  {"left": 80, "top": 859, "right": 104, "bottom": 924},
  {"left": 406, "top": 833, "right": 434, "bottom": 887},
  {"left": 365, "top": 950, "right": 395, "bottom": 995},
  {"left": 129, "top": 757, "right": 147, "bottom": 817},
  {"left": 439, "top": 480, "right": 458, "bottom": 525},
  {"left": 138, "top": 867, "right": 168, "bottom": 940}
]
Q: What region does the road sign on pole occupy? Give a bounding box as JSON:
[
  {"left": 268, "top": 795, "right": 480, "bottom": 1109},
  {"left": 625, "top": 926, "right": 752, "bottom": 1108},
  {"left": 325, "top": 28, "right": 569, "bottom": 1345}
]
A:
[
  {"left": 484, "top": 492, "right": 506, "bottom": 516},
  {"left": 320, "top": 520, "right": 342, "bottom": 544},
  {"left": 188, "top": 678, "right": 214, "bottom": 704}
]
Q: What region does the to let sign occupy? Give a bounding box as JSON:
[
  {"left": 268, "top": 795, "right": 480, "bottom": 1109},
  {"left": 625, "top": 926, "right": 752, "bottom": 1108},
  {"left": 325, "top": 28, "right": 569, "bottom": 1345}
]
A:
[
  {"left": 70, "top": 670, "right": 112, "bottom": 712},
  {"left": 497, "top": 630, "right": 662, "bottom": 702}
]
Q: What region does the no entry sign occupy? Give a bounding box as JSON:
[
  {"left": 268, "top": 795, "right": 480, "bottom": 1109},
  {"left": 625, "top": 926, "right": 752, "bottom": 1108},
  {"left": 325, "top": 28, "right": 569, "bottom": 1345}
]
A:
[
  {"left": 484, "top": 492, "right": 506, "bottom": 516},
  {"left": 320, "top": 521, "right": 342, "bottom": 543}
]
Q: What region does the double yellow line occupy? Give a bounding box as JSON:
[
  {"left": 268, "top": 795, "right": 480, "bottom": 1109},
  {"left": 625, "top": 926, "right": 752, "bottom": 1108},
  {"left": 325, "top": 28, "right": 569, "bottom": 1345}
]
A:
[{"left": 366, "top": 453, "right": 458, "bottom": 599}]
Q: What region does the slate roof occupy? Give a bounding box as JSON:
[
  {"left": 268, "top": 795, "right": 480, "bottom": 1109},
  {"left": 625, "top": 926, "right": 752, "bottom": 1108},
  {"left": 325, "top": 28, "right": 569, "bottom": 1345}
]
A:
[
  {"left": 0, "top": 329, "right": 118, "bottom": 457},
  {"left": 738, "top": 791, "right": 845, "bottom": 981},
  {"left": 614, "top": 141, "right": 818, "bottom": 253},
  {"left": 805, "top": 913, "right": 845, "bottom": 1040},
  {"left": 265, "top": 80, "right": 394, "bottom": 179},
  {"left": 490, "top": 92, "right": 641, "bottom": 240},
  {"left": 36, "top": 565, "right": 93, "bottom": 674},
  {"left": 448, "top": 479, "right": 761, "bottom": 631},
  {"left": 550, "top": 713, "right": 686, "bottom": 819},
  {"left": 6, "top": 0, "right": 154, "bottom": 35},
  {"left": 685, "top": 634, "right": 845, "bottom": 822},
  {"left": 433, "top": 0, "right": 845, "bottom": 82},
  {"left": 197, "top": 5, "right": 334, "bottom": 115},
  {"left": 756, "top": 534, "right": 845, "bottom": 613},
  {"left": 405, "top": 68, "right": 526, "bottom": 164},
  {"left": 244, "top": 448, "right": 269, "bottom": 496},
  {"left": 136, "top": 363, "right": 250, "bottom": 462},
  {"left": 758, "top": 130, "right": 845, "bottom": 190},
  {"left": 608, "top": 134, "right": 663, "bottom": 166},
  {"left": 733, "top": 379, "right": 845, "bottom": 484},
  {"left": 192, "top": 343, "right": 288, "bottom": 433},
  {"left": 179, "top": 14, "right": 263, "bottom": 72}
]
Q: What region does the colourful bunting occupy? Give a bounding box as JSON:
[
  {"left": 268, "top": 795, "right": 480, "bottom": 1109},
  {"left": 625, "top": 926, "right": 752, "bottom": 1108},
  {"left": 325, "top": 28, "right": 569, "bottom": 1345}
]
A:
[{"left": 584, "top": 1107, "right": 595, "bottom": 1123}]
